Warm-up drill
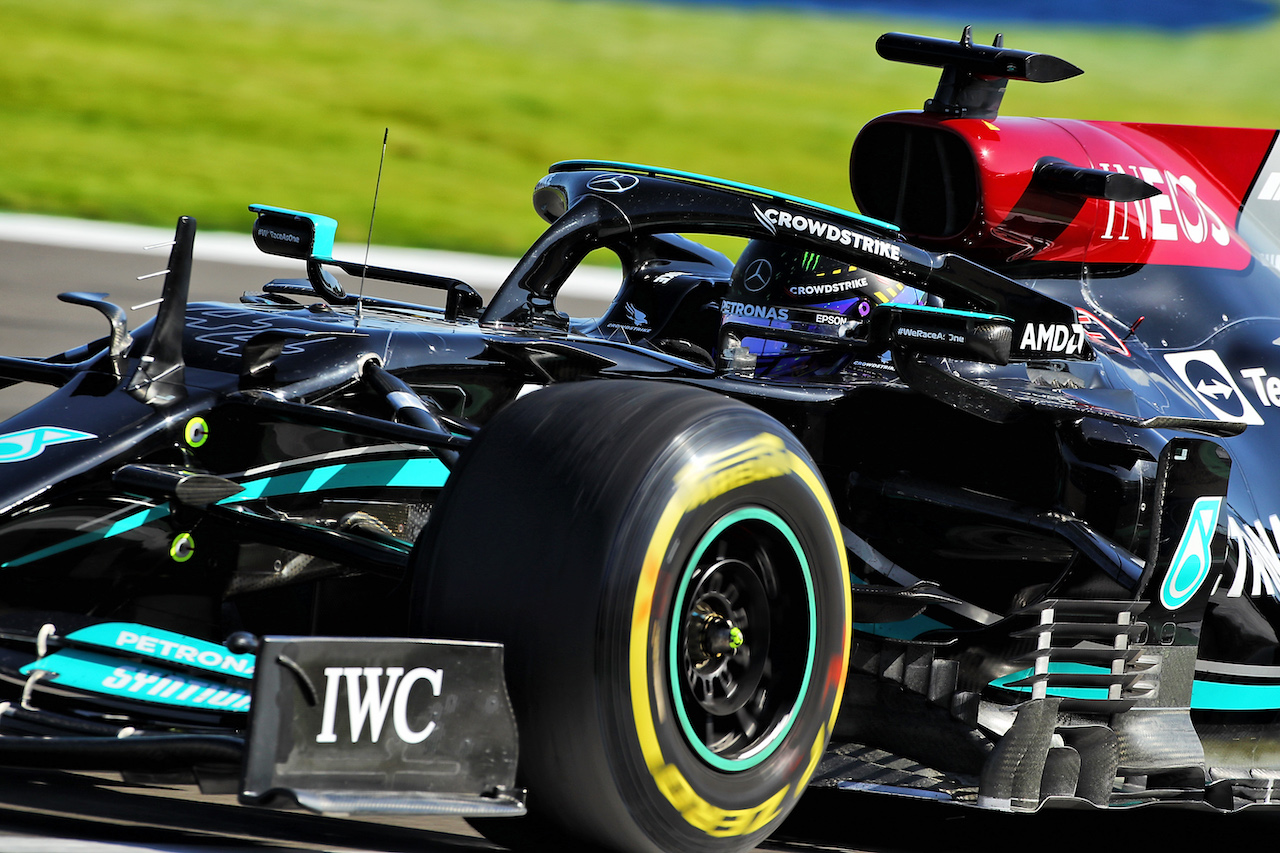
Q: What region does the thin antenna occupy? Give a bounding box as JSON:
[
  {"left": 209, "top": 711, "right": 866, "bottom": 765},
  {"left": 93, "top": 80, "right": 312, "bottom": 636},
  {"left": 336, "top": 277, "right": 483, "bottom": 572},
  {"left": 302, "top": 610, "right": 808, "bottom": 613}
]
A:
[{"left": 356, "top": 127, "right": 389, "bottom": 328}]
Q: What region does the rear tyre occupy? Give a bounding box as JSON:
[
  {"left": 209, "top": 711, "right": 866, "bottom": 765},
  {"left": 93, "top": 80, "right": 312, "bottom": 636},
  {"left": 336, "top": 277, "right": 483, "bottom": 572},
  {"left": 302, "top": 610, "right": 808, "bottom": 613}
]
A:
[{"left": 413, "top": 380, "right": 851, "bottom": 853}]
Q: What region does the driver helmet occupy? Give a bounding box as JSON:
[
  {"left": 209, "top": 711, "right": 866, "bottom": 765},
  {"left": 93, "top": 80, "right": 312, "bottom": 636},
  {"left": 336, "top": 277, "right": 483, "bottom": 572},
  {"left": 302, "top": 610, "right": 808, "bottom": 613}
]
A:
[{"left": 719, "top": 240, "right": 922, "bottom": 379}]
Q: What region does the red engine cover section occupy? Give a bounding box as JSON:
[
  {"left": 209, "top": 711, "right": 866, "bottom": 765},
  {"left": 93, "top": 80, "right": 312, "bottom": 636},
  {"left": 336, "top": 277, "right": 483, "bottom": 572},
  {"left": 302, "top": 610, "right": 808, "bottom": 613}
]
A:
[{"left": 851, "top": 112, "right": 1277, "bottom": 269}]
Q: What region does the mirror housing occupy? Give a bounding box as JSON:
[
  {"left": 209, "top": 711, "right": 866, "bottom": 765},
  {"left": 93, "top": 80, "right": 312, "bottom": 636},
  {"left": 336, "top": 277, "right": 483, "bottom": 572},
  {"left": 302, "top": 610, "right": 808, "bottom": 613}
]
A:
[
  {"left": 248, "top": 204, "right": 337, "bottom": 261},
  {"left": 871, "top": 303, "right": 1013, "bottom": 365}
]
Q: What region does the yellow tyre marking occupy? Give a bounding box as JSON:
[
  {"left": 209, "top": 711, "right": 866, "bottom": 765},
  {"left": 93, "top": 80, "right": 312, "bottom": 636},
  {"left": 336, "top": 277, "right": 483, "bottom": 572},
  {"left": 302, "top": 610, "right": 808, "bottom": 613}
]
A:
[{"left": 627, "top": 433, "right": 852, "bottom": 837}]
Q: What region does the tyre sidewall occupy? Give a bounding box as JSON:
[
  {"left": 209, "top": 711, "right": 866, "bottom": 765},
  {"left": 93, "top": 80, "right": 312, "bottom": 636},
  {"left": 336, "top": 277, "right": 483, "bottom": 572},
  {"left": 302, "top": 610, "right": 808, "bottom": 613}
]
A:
[
  {"left": 414, "top": 382, "right": 851, "bottom": 853},
  {"left": 596, "top": 406, "right": 851, "bottom": 851}
]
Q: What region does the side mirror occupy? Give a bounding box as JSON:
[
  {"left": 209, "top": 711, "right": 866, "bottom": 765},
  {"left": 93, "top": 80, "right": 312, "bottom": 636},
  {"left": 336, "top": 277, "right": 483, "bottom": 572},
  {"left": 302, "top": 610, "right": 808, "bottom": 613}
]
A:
[{"left": 248, "top": 204, "right": 337, "bottom": 261}]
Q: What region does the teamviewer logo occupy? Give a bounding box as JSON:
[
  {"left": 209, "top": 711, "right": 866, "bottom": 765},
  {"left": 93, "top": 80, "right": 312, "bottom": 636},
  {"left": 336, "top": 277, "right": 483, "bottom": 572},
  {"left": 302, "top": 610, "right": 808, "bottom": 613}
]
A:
[{"left": 1165, "top": 350, "right": 1264, "bottom": 425}]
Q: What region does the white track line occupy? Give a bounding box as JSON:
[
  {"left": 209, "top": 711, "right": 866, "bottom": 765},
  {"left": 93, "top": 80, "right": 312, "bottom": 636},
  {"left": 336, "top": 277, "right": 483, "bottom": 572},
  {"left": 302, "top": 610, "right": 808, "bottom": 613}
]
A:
[{"left": 0, "top": 211, "right": 620, "bottom": 298}]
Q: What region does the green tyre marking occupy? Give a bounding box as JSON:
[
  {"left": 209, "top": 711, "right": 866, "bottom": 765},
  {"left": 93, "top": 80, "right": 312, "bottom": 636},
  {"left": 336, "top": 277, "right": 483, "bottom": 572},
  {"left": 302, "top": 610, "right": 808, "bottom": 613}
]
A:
[{"left": 668, "top": 506, "right": 817, "bottom": 772}]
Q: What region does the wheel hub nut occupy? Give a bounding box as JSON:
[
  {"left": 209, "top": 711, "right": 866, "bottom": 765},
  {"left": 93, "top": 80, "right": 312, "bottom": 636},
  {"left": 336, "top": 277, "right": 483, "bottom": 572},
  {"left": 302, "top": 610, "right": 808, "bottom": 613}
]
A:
[{"left": 705, "top": 619, "right": 743, "bottom": 656}]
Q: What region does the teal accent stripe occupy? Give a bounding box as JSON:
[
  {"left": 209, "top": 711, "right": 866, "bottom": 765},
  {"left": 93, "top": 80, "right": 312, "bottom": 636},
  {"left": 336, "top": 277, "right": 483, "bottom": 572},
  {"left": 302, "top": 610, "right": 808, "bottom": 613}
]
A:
[
  {"left": 67, "top": 622, "right": 255, "bottom": 679},
  {"left": 551, "top": 159, "right": 901, "bottom": 233},
  {"left": 234, "top": 478, "right": 269, "bottom": 502},
  {"left": 388, "top": 458, "right": 450, "bottom": 487},
  {"left": 669, "top": 507, "right": 817, "bottom": 771},
  {"left": 890, "top": 303, "right": 1013, "bottom": 322},
  {"left": 855, "top": 614, "right": 951, "bottom": 641},
  {"left": 2, "top": 504, "right": 174, "bottom": 569},
  {"left": 248, "top": 204, "right": 337, "bottom": 260},
  {"left": 215, "top": 457, "right": 450, "bottom": 504},
  {"left": 106, "top": 505, "right": 170, "bottom": 537},
  {"left": 1190, "top": 679, "right": 1280, "bottom": 711},
  {"left": 20, "top": 649, "right": 252, "bottom": 712},
  {"left": 2, "top": 456, "right": 450, "bottom": 569},
  {"left": 990, "top": 663, "right": 1111, "bottom": 700},
  {"left": 991, "top": 663, "right": 1280, "bottom": 711},
  {"left": 302, "top": 465, "right": 343, "bottom": 493},
  {"left": 849, "top": 574, "right": 952, "bottom": 640}
]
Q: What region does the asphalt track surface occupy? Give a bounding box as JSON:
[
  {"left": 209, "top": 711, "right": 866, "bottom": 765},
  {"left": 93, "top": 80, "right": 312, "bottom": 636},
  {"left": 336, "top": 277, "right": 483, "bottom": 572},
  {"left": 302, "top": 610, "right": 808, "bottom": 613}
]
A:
[
  {"left": 2, "top": 223, "right": 1279, "bottom": 850},
  {"left": 0, "top": 769, "right": 1277, "bottom": 853}
]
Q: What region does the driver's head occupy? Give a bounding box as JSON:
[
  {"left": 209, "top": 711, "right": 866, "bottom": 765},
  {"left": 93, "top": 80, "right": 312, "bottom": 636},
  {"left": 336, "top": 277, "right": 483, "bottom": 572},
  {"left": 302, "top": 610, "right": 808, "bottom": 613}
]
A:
[{"left": 720, "top": 240, "right": 921, "bottom": 377}]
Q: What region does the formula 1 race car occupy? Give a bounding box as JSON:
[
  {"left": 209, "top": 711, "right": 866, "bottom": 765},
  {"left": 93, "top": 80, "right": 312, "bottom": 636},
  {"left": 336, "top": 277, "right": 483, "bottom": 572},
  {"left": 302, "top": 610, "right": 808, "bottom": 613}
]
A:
[{"left": 3, "top": 25, "right": 1280, "bottom": 853}]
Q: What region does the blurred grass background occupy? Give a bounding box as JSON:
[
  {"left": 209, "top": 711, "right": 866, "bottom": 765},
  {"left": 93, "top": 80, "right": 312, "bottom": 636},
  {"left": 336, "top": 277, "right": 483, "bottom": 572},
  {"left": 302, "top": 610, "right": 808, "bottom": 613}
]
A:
[{"left": 2, "top": 0, "right": 1278, "bottom": 257}]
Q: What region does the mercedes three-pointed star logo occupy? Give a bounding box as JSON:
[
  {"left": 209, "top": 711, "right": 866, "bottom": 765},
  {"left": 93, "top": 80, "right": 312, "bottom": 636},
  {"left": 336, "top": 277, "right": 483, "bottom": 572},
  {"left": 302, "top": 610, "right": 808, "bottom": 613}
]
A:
[
  {"left": 742, "top": 258, "right": 773, "bottom": 292},
  {"left": 587, "top": 173, "right": 640, "bottom": 193}
]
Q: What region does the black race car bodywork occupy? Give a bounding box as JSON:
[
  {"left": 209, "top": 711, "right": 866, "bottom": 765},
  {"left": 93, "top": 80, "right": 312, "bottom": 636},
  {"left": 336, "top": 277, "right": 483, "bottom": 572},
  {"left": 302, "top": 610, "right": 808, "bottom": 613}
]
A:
[{"left": 3, "top": 26, "right": 1280, "bottom": 853}]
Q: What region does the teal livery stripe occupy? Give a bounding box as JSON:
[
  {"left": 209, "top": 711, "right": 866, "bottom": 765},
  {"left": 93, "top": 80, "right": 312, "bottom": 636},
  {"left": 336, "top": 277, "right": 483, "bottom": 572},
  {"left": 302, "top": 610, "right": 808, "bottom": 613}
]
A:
[
  {"left": 1190, "top": 678, "right": 1280, "bottom": 711},
  {"left": 224, "top": 456, "right": 448, "bottom": 503},
  {"left": 551, "top": 159, "right": 901, "bottom": 233},
  {"left": 247, "top": 204, "right": 337, "bottom": 260},
  {"left": 992, "top": 663, "right": 1280, "bottom": 711},
  {"left": 990, "top": 663, "right": 1110, "bottom": 700},
  {"left": 1, "top": 455, "right": 449, "bottom": 569},
  {"left": 891, "top": 303, "right": 1013, "bottom": 322},
  {"left": 20, "top": 648, "right": 252, "bottom": 712},
  {"left": 855, "top": 614, "right": 950, "bottom": 641},
  {"left": 66, "top": 622, "right": 255, "bottom": 680},
  {"left": 0, "top": 504, "right": 173, "bottom": 570},
  {"left": 850, "top": 573, "right": 952, "bottom": 641}
]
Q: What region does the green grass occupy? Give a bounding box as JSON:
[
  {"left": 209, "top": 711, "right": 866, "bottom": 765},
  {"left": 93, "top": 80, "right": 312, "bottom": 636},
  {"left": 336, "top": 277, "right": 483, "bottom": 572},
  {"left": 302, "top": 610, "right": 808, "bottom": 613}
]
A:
[{"left": 3, "top": 0, "right": 1280, "bottom": 256}]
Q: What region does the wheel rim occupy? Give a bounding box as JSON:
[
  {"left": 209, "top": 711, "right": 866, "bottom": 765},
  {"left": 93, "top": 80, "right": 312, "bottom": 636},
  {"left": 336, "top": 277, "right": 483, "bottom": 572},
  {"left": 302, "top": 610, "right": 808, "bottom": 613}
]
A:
[{"left": 669, "top": 506, "right": 817, "bottom": 771}]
